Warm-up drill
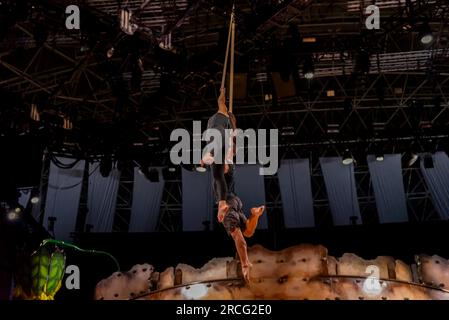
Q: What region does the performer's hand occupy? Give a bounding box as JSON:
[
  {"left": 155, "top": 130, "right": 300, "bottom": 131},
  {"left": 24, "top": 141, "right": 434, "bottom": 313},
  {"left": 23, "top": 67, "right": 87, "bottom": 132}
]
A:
[
  {"left": 201, "top": 152, "right": 215, "bottom": 166},
  {"left": 250, "top": 205, "right": 265, "bottom": 218},
  {"left": 218, "top": 87, "right": 226, "bottom": 106}
]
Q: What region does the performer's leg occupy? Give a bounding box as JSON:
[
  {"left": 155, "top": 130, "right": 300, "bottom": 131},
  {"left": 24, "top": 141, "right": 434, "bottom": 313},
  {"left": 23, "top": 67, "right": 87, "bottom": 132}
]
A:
[
  {"left": 211, "top": 163, "right": 229, "bottom": 222},
  {"left": 230, "top": 228, "right": 252, "bottom": 282},
  {"left": 243, "top": 205, "right": 265, "bottom": 238}
]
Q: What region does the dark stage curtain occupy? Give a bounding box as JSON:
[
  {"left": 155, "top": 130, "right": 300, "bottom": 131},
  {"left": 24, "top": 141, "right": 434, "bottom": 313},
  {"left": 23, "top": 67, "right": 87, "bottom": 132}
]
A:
[
  {"left": 44, "top": 157, "right": 84, "bottom": 241},
  {"left": 182, "top": 168, "right": 214, "bottom": 231},
  {"left": 367, "top": 154, "right": 408, "bottom": 223},
  {"left": 129, "top": 167, "right": 165, "bottom": 232},
  {"left": 420, "top": 152, "right": 449, "bottom": 219},
  {"left": 86, "top": 163, "right": 120, "bottom": 232},
  {"left": 320, "top": 157, "right": 361, "bottom": 225},
  {"left": 278, "top": 159, "right": 315, "bottom": 228}
]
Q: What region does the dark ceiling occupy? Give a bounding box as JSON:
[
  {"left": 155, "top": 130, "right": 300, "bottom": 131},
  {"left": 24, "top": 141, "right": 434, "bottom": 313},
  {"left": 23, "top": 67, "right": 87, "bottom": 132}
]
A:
[{"left": 0, "top": 0, "right": 448, "bottom": 160}]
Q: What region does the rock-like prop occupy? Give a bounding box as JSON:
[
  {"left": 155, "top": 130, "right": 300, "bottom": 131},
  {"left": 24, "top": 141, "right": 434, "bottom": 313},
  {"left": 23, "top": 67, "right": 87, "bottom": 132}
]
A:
[{"left": 95, "top": 244, "right": 449, "bottom": 300}]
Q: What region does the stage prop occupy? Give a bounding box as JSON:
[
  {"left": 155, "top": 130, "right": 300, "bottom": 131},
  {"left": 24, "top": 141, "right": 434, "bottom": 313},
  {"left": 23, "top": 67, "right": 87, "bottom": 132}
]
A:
[
  {"left": 12, "top": 239, "right": 120, "bottom": 300},
  {"left": 13, "top": 246, "right": 66, "bottom": 300},
  {"left": 95, "top": 244, "right": 449, "bottom": 300}
]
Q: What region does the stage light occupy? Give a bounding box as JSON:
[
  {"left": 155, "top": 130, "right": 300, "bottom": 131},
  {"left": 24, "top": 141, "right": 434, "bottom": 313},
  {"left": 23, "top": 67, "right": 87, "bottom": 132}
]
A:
[
  {"left": 302, "top": 37, "right": 316, "bottom": 43},
  {"left": 375, "top": 153, "right": 384, "bottom": 162},
  {"left": 7, "top": 207, "right": 21, "bottom": 221},
  {"left": 31, "top": 196, "right": 40, "bottom": 204},
  {"left": 407, "top": 152, "right": 419, "bottom": 167},
  {"left": 374, "top": 144, "right": 384, "bottom": 162},
  {"left": 30, "top": 104, "right": 40, "bottom": 121},
  {"left": 7, "top": 210, "right": 19, "bottom": 221},
  {"left": 107, "top": 47, "right": 114, "bottom": 59},
  {"left": 423, "top": 154, "right": 434, "bottom": 169},
  {"left": 256, "top": 72, "right": 268, "bottom": 82},
  {"left": 326, "top": 90, "right": 335, "bottom": 97},
  {"left": 419, "top": 22, "right": 433, "bottom": 45},
  {"left": 302, "top": 56, "right": 314, "bottom": 79},
  {"left": 63, "top": 116, "right": 73, "bottom": 130},
  {"left": 342, "top": 149, "right": 354, "bottom": 165}
]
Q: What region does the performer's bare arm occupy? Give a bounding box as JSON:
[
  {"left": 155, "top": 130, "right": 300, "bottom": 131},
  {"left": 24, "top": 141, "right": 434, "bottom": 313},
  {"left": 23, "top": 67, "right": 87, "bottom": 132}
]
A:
[
  {"left": 217, "top": 87, "right": 228, "bottom": 115},
  {"left": 230, "top": 228, "right": 252, "bottom": 282}
]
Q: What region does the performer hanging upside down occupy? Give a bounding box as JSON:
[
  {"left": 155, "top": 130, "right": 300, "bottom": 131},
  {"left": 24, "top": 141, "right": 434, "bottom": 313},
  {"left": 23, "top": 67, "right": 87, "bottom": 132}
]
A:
[
  {"left": 202, "top": 87, "right": 236, "bottom": 222},
  {"left": 202, "top": 88, "right": 265, "bottom": 282}
]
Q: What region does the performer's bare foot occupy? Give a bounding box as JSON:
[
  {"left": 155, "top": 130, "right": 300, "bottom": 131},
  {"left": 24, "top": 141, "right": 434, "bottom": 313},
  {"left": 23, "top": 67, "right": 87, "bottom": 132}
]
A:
[
  {"left": 250, "top": 205, "right": 265, "bottom": 218},
  {"left": 217, "top": 201, "right": 229, "bottom": 223},
  {"left": 241, "top": 262, "right": 253, "bottom": 283}
]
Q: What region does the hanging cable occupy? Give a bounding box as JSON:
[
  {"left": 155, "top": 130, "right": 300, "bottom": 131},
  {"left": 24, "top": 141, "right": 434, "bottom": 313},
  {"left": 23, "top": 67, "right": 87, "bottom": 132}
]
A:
[
  {"left": 229, "top": 6, "right": 235, "bottom": 114},
  {"left": 39, "top": 239, "right": 120, "bottom": 271},
  {"left": 221, "top": 6, "right": 233, "bottom": 90}
]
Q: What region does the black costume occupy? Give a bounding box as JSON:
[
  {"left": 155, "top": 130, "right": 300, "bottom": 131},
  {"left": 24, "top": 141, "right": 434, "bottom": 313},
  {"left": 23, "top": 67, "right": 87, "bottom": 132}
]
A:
[
  {"left": 207, "top": 112, "right": 233, "bottom": 202},
  {"left": 222, "top": 194, "right": 247, "bottom": 235}
]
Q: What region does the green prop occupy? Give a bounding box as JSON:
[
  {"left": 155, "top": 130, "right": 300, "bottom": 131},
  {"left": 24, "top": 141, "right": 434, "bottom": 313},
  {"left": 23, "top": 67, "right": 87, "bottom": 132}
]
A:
[
  {"left": 14, "top": 239, "right": 120, "bottom": 300},
  {"left": 30, "top": 247, "right": 66, "bottom": 300}
]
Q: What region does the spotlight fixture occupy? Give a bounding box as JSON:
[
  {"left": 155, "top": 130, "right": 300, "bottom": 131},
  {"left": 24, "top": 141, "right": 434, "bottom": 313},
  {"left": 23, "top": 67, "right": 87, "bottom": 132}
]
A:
[
  {"left": 302, "top": 56, "right": 314, "bottom": 80},
  {"left": 256, "top": 72, "right": 268, "bottom": 82},
  {"left": 326, "top": 90, "right": 335, "bottom": 97},
  {"left": 30, "top": 196, "right": 40, "bottom": 204},
  {"left": 106, "top": 47, "right": 114, "bottom": 59},
  {"left": 63, "top": 116, "right": 73, "bottom": 130},
  {"left": 375, "top": 152, "right": 384, "bottom": 162},
  {"left": 373, "top": 144, "right": 384, "bottom": 162},
  {"left": 7, "top": 210, "right": 20, "bottom": 221},
  {"left": 302, "top": 37, "right": 316, "bottom": 43},
  {"left": 6, "top": 206, "right": 22, "bottom": 221},
  {"left": 419, "top": 22, "right": 433, "bottom": 45},
  {"left": 342, "top": 149, "right": 354, "bottom": 165},
  {"left": 30, "top": 104, "right": 40, "bottom": 121}
]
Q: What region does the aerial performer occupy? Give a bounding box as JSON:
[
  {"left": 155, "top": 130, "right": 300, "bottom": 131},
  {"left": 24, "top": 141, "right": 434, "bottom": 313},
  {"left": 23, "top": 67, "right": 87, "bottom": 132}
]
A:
[{"left": 200, "top": 6, "right": 265, "bottom": 282}]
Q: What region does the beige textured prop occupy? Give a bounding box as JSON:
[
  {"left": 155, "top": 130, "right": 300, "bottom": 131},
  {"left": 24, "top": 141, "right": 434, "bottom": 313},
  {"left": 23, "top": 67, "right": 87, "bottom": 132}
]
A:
[
  {"left": 95, "top": 244, "right": 449, "bottom": 300},
  {"left": 416, "top": 254, "right": 449, "bottom": 289}
]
